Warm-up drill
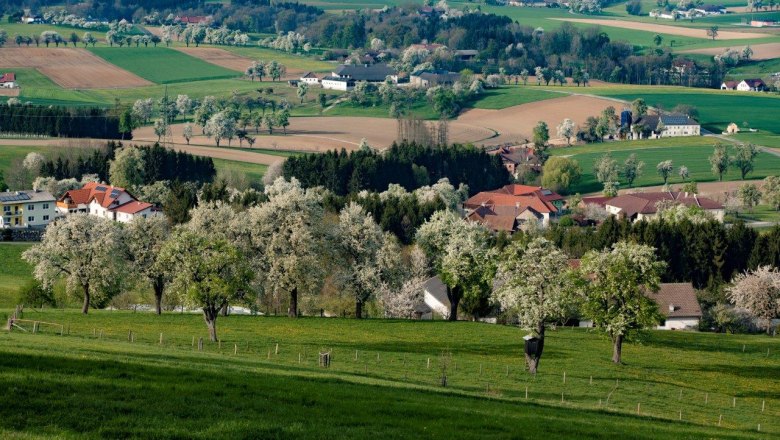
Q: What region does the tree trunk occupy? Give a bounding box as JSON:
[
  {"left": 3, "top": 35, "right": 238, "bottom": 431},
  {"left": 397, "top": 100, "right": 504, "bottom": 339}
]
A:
[
  {"left": 81, "top": 283, "right": 90, "bottom": 314},
  {"left": 153, "top": 277, "right": 164, "bottom": 315},
  {"left": 203, "top": 306, "right": 219, "bottom": 342},
  {"left": 447, "top": 285, "right": 461, "bottom": 321},
  {"left": 220, "top": 302, "right": 229, "bottom": 316},
  {"left": 525, "top": 325, "right": 545, "bottom": 374},
  {"left": 612, "top": 334, "right": 623, "bottom": 364},
  {"left": 355, "top": 300, "right": 363, "bottom": 319},
  {"left": 288, "top": 287, "right": 298, "bottom": 318}
]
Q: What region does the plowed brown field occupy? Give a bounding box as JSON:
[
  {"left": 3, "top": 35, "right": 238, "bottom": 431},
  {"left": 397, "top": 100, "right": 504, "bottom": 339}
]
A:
[{"left": 0, "top": 48, "right": 152, "bottom": 89}]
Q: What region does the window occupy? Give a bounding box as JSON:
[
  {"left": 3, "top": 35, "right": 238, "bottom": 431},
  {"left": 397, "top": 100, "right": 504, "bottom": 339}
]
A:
[
  {"left": 2, "top": 206, "right": 9, "bottom": 213},
  {"left": 43, "top": 215, "right": 49, "bottom": 221},
  {"left": 43, "top": 203, "right": 49, "bottom": 209},
  {"left": 27, "top": 204, "right": 34, "bottom": 210},
  {"left": 27, "top": 216, "right": 34, "bottom": 222}
]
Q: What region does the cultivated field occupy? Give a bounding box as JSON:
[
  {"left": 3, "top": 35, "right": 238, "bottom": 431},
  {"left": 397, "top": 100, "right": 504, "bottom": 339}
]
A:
[
  {"left": 0, "top": 310, "right": 776, "bottom": 438},
  {"left": 680, "top": 42, "right": 780, "bottom": 60},
  {"left": 88, "top": 47, "right": 240, "bottom": 84},
  {"left": 0, "top": 48, "right": 152, "bottom": 89},
  {"left": 459, "top": 95, "right": 619, "bottom": 145},
  {"left": 553, "top": 18, "right": 770, "bottom": 40},
  {"left": 174, "top": 47, "right": 255, "bottom": 73}
]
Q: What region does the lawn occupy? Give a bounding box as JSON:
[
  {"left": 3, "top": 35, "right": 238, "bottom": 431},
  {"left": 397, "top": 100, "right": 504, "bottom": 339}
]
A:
[
  {"left": 0, "top": 310, "right": 776, "bottom": 438},
  {"left": 579, "top": 88, "right": 780, "bottom": 134},
  {"left": 728, "top": 58, "right": 780, "bottom": 79},
  {"left": 470, "top": 86, "right": 561, "bottom": 110},
  {"left": 0, "top": 243, "right": 33, "bottom": 308},
  {"left": 736, "top": 204, "right": 780, "bottom": 223},
  {"left": 553, "top": 139, "right": 780, "bottom": 193},
  {"left": 213, "top": 158, "right": 268, "bottom": 184},
  {"left": 88, "top": 47, "right": 241, "bottom": 84},
  {"left": 0, "top": 145, "right": 60, "bottom": 174}
]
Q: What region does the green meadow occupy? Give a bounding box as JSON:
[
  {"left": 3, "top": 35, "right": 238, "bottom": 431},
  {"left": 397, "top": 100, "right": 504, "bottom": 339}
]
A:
[
  {"left": 551, "top": 138, "right": 780, "bottom": 194},
  {"left": 221, "top": 46, "right": 336, "bottom": 73},
  {"left": 88, "top": 47, "right": 240, "bottom": 84},
  {"left": 0, "top": 310, "right": 776, "bottom": 438},
  {"left": 0, "top": 243, "right": 33, "bottom": 307}
]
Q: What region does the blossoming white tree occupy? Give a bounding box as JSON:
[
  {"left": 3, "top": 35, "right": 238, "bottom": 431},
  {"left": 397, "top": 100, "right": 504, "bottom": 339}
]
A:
[
  {"left": 125, "top": 216, "right": 171, "bottom": 315},
  {"left": 580, "top": 242, "right": 665, "bottom": 363},
  {"left": 727, "top": 266, "right": 780, "bottom": 334},
  {"left": 493, "top": 238, "right": 577, "bottom": 374},
  {"left": 379, "top": 246, "right": 430, "bottom": 318},
  {"left": 23, "top": 215, "right": 124, "bottom": 314}
]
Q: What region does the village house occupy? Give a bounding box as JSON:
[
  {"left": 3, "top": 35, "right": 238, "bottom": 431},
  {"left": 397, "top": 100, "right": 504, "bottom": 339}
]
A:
[
  {"left": 57, "top": 182, "right": 162, "bottom": 223},
  {"left": 580, "top": 283, "right": 702, "bottom": 330},
  {"left": 490, "top": 146, "right": 541, "bottom": 178},
  {"left": 583, "top": 191, "right": 724, "bottom": 222},
  {"left": 454, "top": 49, "right": 479, "bottom": 61},
  {"left": 409, "top": 70, "right": 460, "bottom": 88},
  {"left": 0, "top": 190, "right": 56, "bottom": 229},
  {"left": 720, "top": 80, "right": 737, "bottom": 91},
  {"left": 737, "top": 78, "right": 766, "bottom": 92},
  {"left": 0, "top": 73, "right": 17, "bottom": 89},
  {"left": 463, "top": 184, "right": 565, "bottom": 232},
  {"left": 320, "top": 76, "right": 355, "bottom": 91},
  {"left": 321, "top": 63, "right": 398, "bottom": 91},
  {"left": 631, "top": 113, "right": 701, "bottom": 138},
  {"left": 299, "top": 72, "right": 320, "bottom": 85},
  {"left": 750, "top": 19, "right": 778, "bottom": 28}
]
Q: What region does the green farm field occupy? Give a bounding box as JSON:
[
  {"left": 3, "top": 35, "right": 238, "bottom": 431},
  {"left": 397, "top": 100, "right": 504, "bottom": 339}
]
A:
[
  {"left": 213, "top": 158, "right": 268, "bottom": 183},
  {"left": 88, "top": 47, "right": 240, "bottom": 84},
  {"left": 0, "top": 310, "right": 777, "bottom": 438},
  {"left": 0, "top": 19, "right": 115, "bottom": 41},
  {"left": 221, "top": 46, "right": 335, "bottom": 73},
  {"left": 551, "top": 138, "right": 780, "bottom": 194}
]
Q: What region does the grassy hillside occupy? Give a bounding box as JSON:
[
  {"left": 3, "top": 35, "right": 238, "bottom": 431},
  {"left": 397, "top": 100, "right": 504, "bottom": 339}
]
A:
[
  {"left": 88, "top": 47, "right": 240, "bottom": 84},
  {"left": 0, "top": 311, "right": 776, "bottom": 438},
  {"left": 551, "top": 137, "right": 780, "bottom": 193},
  {"left": 0, "top": 243, "right": 33, "bottom": 307}
]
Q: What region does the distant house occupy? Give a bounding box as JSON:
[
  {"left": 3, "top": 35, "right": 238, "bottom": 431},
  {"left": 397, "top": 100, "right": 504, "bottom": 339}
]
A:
[
  {"left": 751, "top": 19, "right": 778, "bottom": 28},
  {"left": 737, "top": 78, "right": 766, "bottom": 92},
  {"left": 423, "top": 276, "right": 450, "bottom": 319},
  {"left": 299, "top": 72, "right": 320, "bottom": 85},
  {"left": 596, "top": 191, "right": 724, "bottom": 222},
  {"left": 725, "top": 122, "right": 740, "bottom": 134},
  {"left": 454, "top": 49, "right": 478, "bottom": 61},
  {"left": 331, "top": 63, "right": 398, "bottom": 83},
  {"left": 22, "top": 14, "right": 43, "bottom": 24},
  {"left": 720, "top": 80, "right": 737, "bottom": 90},
  {"left": 410, "top": 70, "right": 460, "bottom": 88},
  {"left": 0, "top": 190, "right": 56, "bottom": 228},
  {"left": 321, "top": 76, "right": 355, "bottom": 91},
  {"left": 408, "top": 43, "right": 447, "bottom": 53},
  {"left": 631, "top": 113, "right": 700, "bottom": 138},
  {"left": 176, "top": 15, "right": 210, "bottom": 25},
  {"left": 491, "top": 146, "right": 541, "bottom": 177},
  {"left": 57, "top": 182, "right": 162, "bottom": 223},
  {"left": 693, "top": 5, "right": 726, "bottom": 15},
  {"left": 0, "top": 73, "right": 17, "bottom": 88},
  {"left": 463, "top": 184, "right": 565, "bottom": 232},
  {"left": 652, "top": 283, "right": 702, "bottom": 330}
]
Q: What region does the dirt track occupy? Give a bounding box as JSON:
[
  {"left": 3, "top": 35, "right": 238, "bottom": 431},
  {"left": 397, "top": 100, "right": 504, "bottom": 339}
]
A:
[
  {"left": 679, "top": 42, "right": 780, "bottom": 60},
  {"left": 553, "top": 18, "right": 771, "bottom": 40},
  {"left": 0, "top": 48, "right": 152, "bottom": 89}
]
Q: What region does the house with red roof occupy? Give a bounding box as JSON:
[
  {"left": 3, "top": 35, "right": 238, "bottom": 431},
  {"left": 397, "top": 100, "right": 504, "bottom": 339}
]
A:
[
  {"left": 584, "top": 191, "right": 724, "bottom": 222},
  {"left": 56, "top": 182, "right": 162, "bottom": 223},
  {"left": 0, "top": 72, "right": 17, "bottom": 88},
  {"left": 463, "top": 184, "right": 565, "bottom": 232}
]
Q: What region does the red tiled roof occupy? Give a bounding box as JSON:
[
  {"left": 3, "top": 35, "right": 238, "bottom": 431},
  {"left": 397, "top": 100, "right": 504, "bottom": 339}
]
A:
[
  {"left": 650, "top": 283, "right": 702, "bottom": 318},
  {"left": 111, "top": 201, "right": 154, "bottom": 215},
  {"left": 722, "top": 80, "right": 737, "bottom": 89},
  {"left": 58, "top": 182, "right": 134, "bottom": 209},
  {"left": 0, "top": 73, "right": 15, "bottom": 83},
  {"left": 581, "top": 196, "right": 612, "bottom": 208},
  {"left": 466, "top": 205, "right": 516, "bottom": 232},
  {"left": 464, "top": 184, "right": 563, "bottom": 215}
]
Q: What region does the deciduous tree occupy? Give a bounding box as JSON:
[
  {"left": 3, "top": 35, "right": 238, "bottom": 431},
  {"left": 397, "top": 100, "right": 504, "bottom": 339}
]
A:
[
  {"left": 125, "top": 216, "right": 171, "bottom": 315},
  {"left": 727, "top": 266, "right": 780, "bottom": 334}
]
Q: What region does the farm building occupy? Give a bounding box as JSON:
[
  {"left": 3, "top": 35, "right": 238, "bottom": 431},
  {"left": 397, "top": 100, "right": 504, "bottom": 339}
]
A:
[
  {"left": 631, "top": 114, "right": 700, "bottom": 138},
  {"left": 750, "top": 19, "right": 778, "bottom": 27},
  {"left": 299, "top": 72, "right": 320, "bottom": 85},
  {"left": 490, "top": 146, "right": 542, "bottom": 177},
  {"left": 454, "top": 49, "right": 478, "bottom": 61},
  {"left": 422, "top": 276, "right": 450, "bottom": 319},
  {"left": 0, "top": 73, "right": 17, "bottom": 88},
  {"left": 0, "top": 190, "right": 56, "bottom": 229},
  {"left": 463, "top": 184, "right": 564, "bottom": 232},
  {"left": 410, "top": 70, "right": 460, "bottom": 88},
  {"left": 720, "top": 80, "right": 737, "bottom": 90},
  {"left": 57, "top": 182, "right": 162, "bottom": 223},
  {"left": 321, "top": 76, "right": 355, "bottom": 91},
  {"left": 330, "top": 63, "right": 398, "bottom": 83},
  {"left": 736, "top": 79, "right": 766, "bottom": 92},
  {"left": 584, "top": 191, "right": 724, "bottom": 222}
]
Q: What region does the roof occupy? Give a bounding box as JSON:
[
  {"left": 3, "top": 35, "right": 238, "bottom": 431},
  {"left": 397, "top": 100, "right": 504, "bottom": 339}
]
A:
[
  {"left": 454, "top": 49, "right": 478, "bottom": 56},
  {"left": 111, "top": 201, "right": 154, "bottom": 215},
  {"left": 58, "top": 182, "right": 133, "bottom": 209},
  {"left": 0, "top": 190, "right": 55, "bottom": 204},
  {"left": 722, "top": 80, "right": 737, "bottom": 88},
  {"left": 581, "top": 196, "right": 612, "bottom": 208},
  {"left": 177, "top": 16, "right": 208, "bottom": 24},
  {"left": 660, "top": 114, "right": 699, "bottom": 126},
  {"left": 650, "top": 283, "right": 702, "bottom": 318},
  {"left": 0, "top": 72, "right": 15, "bottom": 83},
  {"left": 300, "top": 72, "right": 319, "bottom": 79},
  {"left": 606, "top": 191, "right": 722, "bottom": 217},
  {"left": 322, "top": 76, "right": 353, "bottom": 83},
  {"left": 466, "top": 205, "right": 517, "bottom": 232},
  {"left": 742, "top": 78, "right": 766, "bottom": 87},
  {"left": 333, "top": 63, "right": 397, "bottom": 82},
  {"left": 414, "top": 70, "right": 460, "bottom": 81},
  {"left": 464, "top": 184, "right": 563, "bottom": 217},
  {"left": 423, "top": 276, "right": 450, "bottom": 308}
]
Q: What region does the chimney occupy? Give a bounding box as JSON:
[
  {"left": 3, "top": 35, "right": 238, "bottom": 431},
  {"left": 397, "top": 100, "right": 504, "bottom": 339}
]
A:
[{"left": 668, "top": 304, "right": 676, "bottom": 312}]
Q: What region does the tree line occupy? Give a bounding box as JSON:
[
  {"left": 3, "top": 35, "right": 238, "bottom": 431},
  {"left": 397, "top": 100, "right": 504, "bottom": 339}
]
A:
[
  {"left": 0, "top": 104, "right": 122, "bottom": 139},
  {"left": 282, "top": 142, "right": 511, "bottom": 197}
]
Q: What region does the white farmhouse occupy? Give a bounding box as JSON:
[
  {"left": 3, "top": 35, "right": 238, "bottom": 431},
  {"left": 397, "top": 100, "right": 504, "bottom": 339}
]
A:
[
  {"left": 299, "top": 72, "right": 320, "bottom": 85},
  {"left": 0, "top": 190, "right": 56, "bottom": 228},
  {"left": 652, "top": 283, "right": 702, "bottom": 330},
  {"left": 594, "top": 191, "right": 724, "bottom": 222},
  {"left": 57, "top": 182, "right": 162, "bottom": 223},
  {"left": 632, "top": 114, "right": 700, "bottom": 139},
  {"left": 736, "top": 78, "right": 766, "bottom": 92},
  {"left": 0, "top": 72, "right": 17, "bottom": 88},
  {"left": 423, "top": 276, "right": 451, "bottom": 319},
  {"left": 320, "top": 76, "right": 355, "bottom": 91}
]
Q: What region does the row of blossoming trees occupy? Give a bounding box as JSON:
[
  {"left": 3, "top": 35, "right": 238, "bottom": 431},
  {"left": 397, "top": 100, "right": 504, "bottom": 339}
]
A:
[{"left": 23, "top": 177, "right": 779, "bottom": 370}]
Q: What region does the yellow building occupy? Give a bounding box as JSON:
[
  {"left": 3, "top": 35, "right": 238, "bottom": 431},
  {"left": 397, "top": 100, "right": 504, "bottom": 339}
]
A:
[{"left": 0, "top": 190, "right": 56, "bottom": 228}]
